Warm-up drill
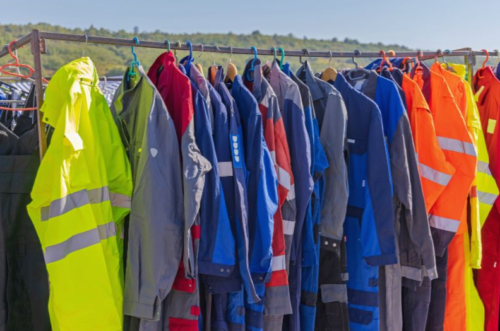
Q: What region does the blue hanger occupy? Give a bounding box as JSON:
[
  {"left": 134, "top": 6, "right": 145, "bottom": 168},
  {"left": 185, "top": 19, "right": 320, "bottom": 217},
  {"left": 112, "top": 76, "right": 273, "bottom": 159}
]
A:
[
  {"left": 278, "top": 47, "right": 285, "bottom": 70},
  {"left": 127, "top": 37, "right": 140, "bottom": 82},
  {"left": 185, "top": 41, "right": 194, "bottom": 75},
  {"left": 246, "top": 46, "right": 258, "bottom": 81}
]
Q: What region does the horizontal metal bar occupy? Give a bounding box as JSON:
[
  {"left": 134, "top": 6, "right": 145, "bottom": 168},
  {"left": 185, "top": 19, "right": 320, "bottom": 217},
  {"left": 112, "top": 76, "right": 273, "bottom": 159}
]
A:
[
  {"left": 0, "top": 100, "right": 26, "bottom": 104},
  {"left": 37, "top": 32, "right": 487, "bottom": 59},
  {"left": 0, "top": 31, "right": 495, "bottom": 63},
  {"left": 0, "top": 33, "right": 33, "bottom": 59}
]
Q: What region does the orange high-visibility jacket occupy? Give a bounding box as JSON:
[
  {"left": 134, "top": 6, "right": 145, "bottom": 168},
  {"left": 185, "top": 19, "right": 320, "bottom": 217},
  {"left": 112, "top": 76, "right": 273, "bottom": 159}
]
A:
[{"left": 412, "top": 66, "right": 477, "bottom": 256}]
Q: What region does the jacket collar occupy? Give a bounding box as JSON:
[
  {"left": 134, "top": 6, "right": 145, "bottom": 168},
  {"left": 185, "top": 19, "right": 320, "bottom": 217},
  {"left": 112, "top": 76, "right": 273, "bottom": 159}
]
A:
[{"left": 296, "top": 61, "right": 324, "bottom": 101}]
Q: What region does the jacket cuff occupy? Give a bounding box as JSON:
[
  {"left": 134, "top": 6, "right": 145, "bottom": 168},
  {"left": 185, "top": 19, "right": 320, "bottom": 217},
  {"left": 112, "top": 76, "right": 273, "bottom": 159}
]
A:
[
  {"left": 198, "top": 261, "right": 235, "bottom": 277},
  {"left": 423, "top": 266, "right": 438, "bottom": 281},
  {"left": 124, "top": 299, "right": 161, "bottom": 321},
  {"left": 364, "top": 253, "right": 397, "bottom": 266}
]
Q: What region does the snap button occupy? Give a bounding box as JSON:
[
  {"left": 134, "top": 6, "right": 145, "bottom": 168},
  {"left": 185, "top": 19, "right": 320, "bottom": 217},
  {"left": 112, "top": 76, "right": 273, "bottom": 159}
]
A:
[
  {"left": 333, "top": 243, "right": 337, "bottom": 247},
  {"left": 324, "top": 241, "right": 329, "bottom": 245},
  {"left": 220, "top": 268, "right": 225, "bottom": 272}
]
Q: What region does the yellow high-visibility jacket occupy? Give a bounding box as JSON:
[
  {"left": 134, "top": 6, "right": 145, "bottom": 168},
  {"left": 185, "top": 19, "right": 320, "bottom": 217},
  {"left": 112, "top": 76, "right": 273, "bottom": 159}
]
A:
[
  {"left": 28, "top": 57, "right": 132, "bottom": 331},
  {"left": 444, "top": 63, "right": 499, "bottom": 331}
]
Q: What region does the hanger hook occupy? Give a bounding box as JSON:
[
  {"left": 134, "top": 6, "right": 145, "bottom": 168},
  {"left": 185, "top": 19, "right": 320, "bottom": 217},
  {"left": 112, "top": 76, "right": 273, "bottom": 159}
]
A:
[
  {"left": 229, "top": 47, "right": 233, "bottom": 63},
  {"left": 270, "top": 47, "right": 277, "bottom": 61},
  {"left": 329, "top": 51, "right": 333, "bottom": 67},
  {"left": 388, "top": 50, "right": 396, "bottom": 57},
  {"left": 197, "top": 44, "right": 204, "bottom": 63},
  {"left": 482, "top": 49, "right": 490, "bottom": 69},
  {"left": 352, "top": 49, "right": 361, "bottom": 68},
  {"left": 212, "top": 45, "right": 219, "bottom": 66},
  {"left": 378, "top": 50, "right": 387, "bottom": 71},
  {"left": 187, "top": 41, "right": 193, "bottom": 60},
  {"left": 131, "top": 37, "right": 139, "bottom": 63},
  {"left": 278, "top": 47, "right": 285, "bottom": 70},
  {"left": 247, "top": 46, "right": 258, "bottom": 82},
  {"left": 435, "top": 49, "right": 442, "bottom": 63},
  {"left": 164, "top": 39, "right": 170, "bottom": 52},
  {"left": 174, "top": 41, "right": 181, "bottom": 63},
  {"left": 82, "top": 35, "right": 88, "bottom": 57},
  {"left": 7, "top": 40, "right": 19, "bottom": 65},
  {"left": 300, "top": 48, "right": 309, "bottom": 64},
  {"left": 494, "top": 49, "right": 500, "bottom": 60},
  {"left": 443, "top": 49, "right": 451, "bottom": 64}
]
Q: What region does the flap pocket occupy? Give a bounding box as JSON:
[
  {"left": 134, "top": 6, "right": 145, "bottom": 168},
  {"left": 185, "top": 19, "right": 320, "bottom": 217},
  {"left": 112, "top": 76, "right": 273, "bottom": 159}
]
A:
[
  {"left": 348, "top": 307, "right": 373, "bottom": 325},
  {"left": 320, "top": 284, "right": 348, "bottom": 303}
]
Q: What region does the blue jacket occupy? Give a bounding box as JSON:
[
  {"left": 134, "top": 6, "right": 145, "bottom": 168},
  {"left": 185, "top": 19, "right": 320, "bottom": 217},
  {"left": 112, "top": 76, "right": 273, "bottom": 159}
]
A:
[
  {"left": 211, "top": 68, "right": 260, "bottom": 304},
  {"left": 334, "top": 73, "right": 397, "bottom": 331},
  {"left": 230, "top": 75, "right": 278, "bottom": 284},
  {"left": 186, "top": 65, "right": 238, "bottom": 285}
]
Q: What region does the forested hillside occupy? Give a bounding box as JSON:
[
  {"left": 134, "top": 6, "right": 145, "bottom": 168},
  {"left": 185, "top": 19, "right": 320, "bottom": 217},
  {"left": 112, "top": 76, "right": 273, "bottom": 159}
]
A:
[{"left": 0, "top": 23, "right": 412, "bottom": 76}]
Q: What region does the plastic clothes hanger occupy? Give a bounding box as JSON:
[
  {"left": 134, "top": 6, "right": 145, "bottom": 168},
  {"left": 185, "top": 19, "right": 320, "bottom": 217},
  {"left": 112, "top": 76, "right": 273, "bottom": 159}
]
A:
[
  {"left": 246, "top": 46, "right": 258, "bottom": 82},
  {"left": 224, "top": 46, "right": 238, "bottom": 84},
  {"left": 127, "top": 37, "right": 140, "bottom": 82},
  {"left": 321, "top": 51, "right": 338, "bottom": 82},
  {"left": 185, "top": 41, "right": 194, "bottom": 75},
  {"left": 478, "top": 49, "right": 489, "bottom": 79},
  {"left": 0, "top": 40, "right": 49, "bottom": 84},
  {"left": 378, "top": 50, "right": 394, "bottom": 72},
  {"left": 82, "top": 35, "right": 88, "bottom": 57},
  {"left": 278, "top": 47, "right": 285, "bottom": 70},
  {"left": 299, "top": 48, "right": 310, "bottom": 64},
  {"left": 195, "top": 44, "right": 205, "bottom": 78},
  {"left": 347, "top": 50, "right": 371, "bottom": 81}
]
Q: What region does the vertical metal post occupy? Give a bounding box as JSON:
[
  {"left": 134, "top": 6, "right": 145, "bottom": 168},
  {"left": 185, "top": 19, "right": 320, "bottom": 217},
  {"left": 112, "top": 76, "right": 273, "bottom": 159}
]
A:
[{"left": 31, "top": 29, "right": 47, "bottom": 159}]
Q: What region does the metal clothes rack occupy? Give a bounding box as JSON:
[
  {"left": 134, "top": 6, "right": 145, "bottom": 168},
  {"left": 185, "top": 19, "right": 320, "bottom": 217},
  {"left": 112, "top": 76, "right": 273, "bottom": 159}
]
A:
[{"left": 0, "top": 29, "right": 494, "bottom": 159}]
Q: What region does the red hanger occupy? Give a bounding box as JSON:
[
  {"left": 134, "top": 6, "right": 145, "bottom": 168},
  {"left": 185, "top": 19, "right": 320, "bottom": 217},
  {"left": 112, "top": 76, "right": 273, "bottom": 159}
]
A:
[{"left": 378, "top": 50, "right": 393, "bottom": 72}]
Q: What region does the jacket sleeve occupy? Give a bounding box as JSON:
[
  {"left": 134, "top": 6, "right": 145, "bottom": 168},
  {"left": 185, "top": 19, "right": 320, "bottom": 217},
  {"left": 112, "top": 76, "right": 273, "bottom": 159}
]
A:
[
  {"left": 363, "top": 110, "right": 398, "bottom": 266},
  {"left": 393, "top": 111, "right": 437, "bottom": 278},
  {"left": 412, "top": 109, "right": 456, "bottom": 212},
  {"left": 251, "top": 111, "right": 278, "bottom": 281},
  {"left": 99, "top": 93, "right": 133, "bottom": 225},
  {"left": 320, "top": 92, "right": 348, "bottom": 241},
  {"left": 181, "top": 92, "right": 212, "bottom": 279},
  {"left": 286, "top": 99, "right": 314, "bottom": 262},
  {"left": 123, "top": 94, "right": 184, "bottom": 320}
]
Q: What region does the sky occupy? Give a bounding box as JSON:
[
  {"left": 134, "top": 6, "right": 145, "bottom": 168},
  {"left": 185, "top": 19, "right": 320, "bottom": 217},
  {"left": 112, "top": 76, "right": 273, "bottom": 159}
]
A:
[{"left": 5, "top": 0, "right": 500, "bottom": 52}]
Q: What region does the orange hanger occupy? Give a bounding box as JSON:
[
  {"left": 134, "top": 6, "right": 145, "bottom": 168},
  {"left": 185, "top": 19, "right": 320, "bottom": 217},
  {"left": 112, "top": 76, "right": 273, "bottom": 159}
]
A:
[
  {"left": 478, "top": 49, "right": 489, "bottom": 79},
  {"left": 378, "top": 50, "right": 393, "bottom": 72},
  {"left": 0, "top": 41, "right": 49, "bottom": 111},
  {"left": 0, "top": 40, "right": 49, "bottom": 85},
  {"left": 481, "top": 49, "right": 489, "bottom": 69}
]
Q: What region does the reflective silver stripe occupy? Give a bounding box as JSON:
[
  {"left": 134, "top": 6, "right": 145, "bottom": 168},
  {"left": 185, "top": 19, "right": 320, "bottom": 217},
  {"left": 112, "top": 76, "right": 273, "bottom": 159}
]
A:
[
  {"left": 283, "top": 220, "right": 295, "bottom": 235},
  {"left": 437, "top": 136, "right": 476, "bottom": 156},
  {"left": 271, "top": 255, "right": 286, "bottom": 271},
  {"left": 429, "top": 215, "right": 460, "bottom": 232},
  {"left": 41, "top": 187, "right": 111, "bottom": 221},
  {"left": 110, "top": 192, "right": 131, "bottom": 209},
  {"left": 478, "top": 161, "right": 493, "bottom": 176},
  {"left": 218, "top": 162, "right": 234, "bottom": 177},
  {"left": 269, "top": 151, "right": 277, "bottom": 166},
  {"left": 44, "top": 222, "right": 116, "bottom": 263},
  {"left": 419, "top": 162, "right": 452, "bottom": 186},
  {"left": 287, "top": 184, "right": 296, "bottom": 201},
  {"left": 478, "top": 191, "right": 498, "bottom": 206},
  {"left": 278, "top": 166, "right": 291, "bottom": 191}
]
